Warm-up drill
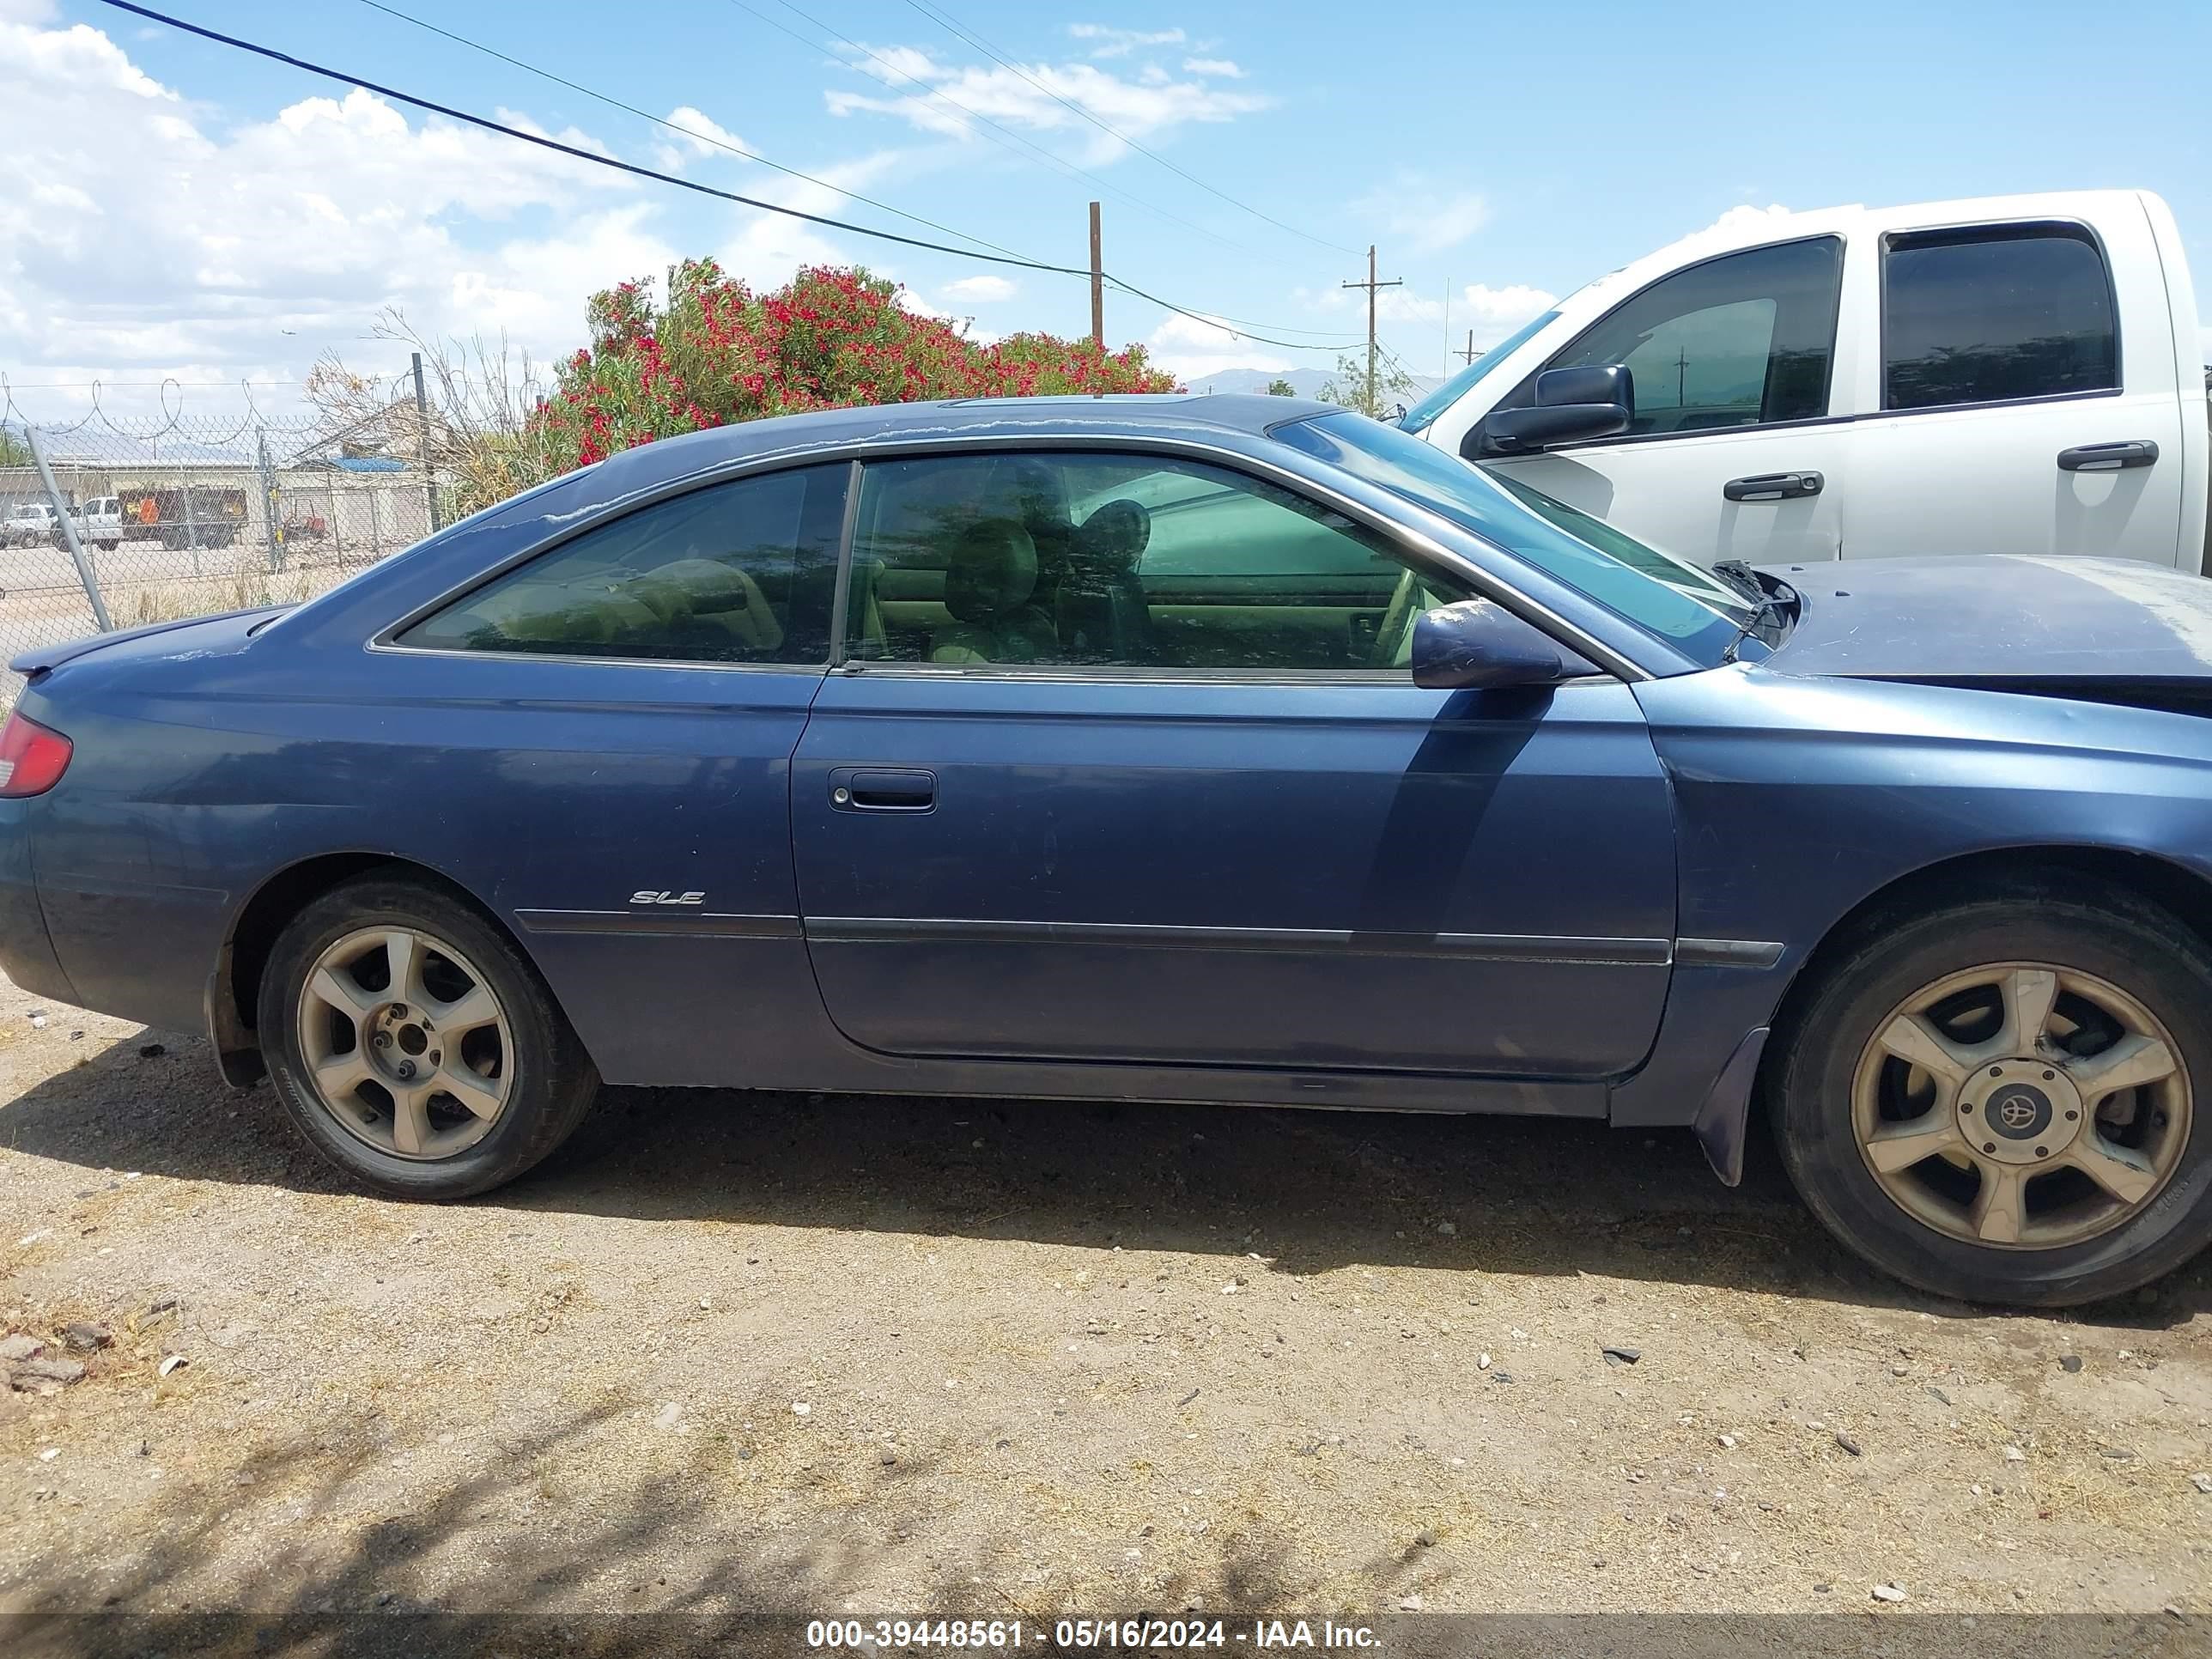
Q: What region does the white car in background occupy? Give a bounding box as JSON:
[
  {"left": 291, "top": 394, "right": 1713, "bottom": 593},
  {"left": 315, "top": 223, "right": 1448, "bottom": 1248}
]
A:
[
  {"left": 3, "top": 501, "right": 61, "bottom": 549},
  {"left": 1404, "top": 190, "right": 2209, "bottom": 571}
]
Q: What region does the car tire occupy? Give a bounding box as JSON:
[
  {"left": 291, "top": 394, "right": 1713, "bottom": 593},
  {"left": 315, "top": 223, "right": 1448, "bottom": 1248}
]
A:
[
  {"left": 258, "top": 874, "right": 599, "bottom": 1200},
  {"left": 1772, "top": 874, "right": 2212, "bottom": 1306}
]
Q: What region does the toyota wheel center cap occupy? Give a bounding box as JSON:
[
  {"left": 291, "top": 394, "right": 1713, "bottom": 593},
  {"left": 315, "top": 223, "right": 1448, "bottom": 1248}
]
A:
[{"left": 1959, "top": 1058, "right": 2086, "bottom": 1166}]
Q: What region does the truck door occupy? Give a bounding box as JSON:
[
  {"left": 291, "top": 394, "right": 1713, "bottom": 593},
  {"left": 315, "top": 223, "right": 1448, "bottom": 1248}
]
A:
[
  {"left": 1835, "top": 205, "right": 2188, "bottom": 566},
  {"left": 1480, "top": 237, "right": 1850, "bottom": 568}
]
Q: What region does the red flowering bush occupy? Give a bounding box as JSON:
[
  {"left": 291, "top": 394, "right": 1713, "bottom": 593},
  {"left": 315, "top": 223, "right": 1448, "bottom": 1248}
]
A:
[{"left": 533, "top": 260, "right": 1180, "bottom": 470}]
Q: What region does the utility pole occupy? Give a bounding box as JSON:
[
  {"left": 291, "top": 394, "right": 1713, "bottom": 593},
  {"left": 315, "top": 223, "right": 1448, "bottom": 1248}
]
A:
[
  {"left": 1341, "top": 245, "right": 1401, "bottom": 414},
  {"left": 1456, "top": 329, "right": 1480, "bottom": 367},
  {"left": 1087, "top": 202, "right": 1103, "bottom": 350}
]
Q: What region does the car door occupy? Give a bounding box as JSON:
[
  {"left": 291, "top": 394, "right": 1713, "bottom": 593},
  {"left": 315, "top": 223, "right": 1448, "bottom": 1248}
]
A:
[
  {"left": 791, "top": 447, "right": 1676, "bottom": 1079},
  {"left": 380, "top": 460, "right": 848, "bottom": 1085},
  {"left": 1836, "top": 209, "right": 2187, "bottom": 564},
  {"left": 1482, "top": 236, "right": 1850, "bottom": 567}
]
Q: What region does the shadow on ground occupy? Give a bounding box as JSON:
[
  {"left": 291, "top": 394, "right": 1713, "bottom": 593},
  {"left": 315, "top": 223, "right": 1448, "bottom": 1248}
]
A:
[
  {"left": 4, "top": 1024, "right": 2205, "bottom": 1326},
  {"left": 3, "top": 1403, "right": 1315, "bottom": 1656}
]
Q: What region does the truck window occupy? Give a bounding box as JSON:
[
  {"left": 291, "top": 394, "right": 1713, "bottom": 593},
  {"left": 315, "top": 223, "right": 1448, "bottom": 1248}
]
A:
[
  {"left": 1881, "top": 224, "right": 2117, "bottom": 410},
  {"left": 1528, "top": 237, "right": 1840, "bottom": 438}
]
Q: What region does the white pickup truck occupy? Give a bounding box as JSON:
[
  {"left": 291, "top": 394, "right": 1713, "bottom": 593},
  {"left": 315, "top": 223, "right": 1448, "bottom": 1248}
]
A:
[{"left": 1402, "top": 190, "right": 2209, "bottom": 570}]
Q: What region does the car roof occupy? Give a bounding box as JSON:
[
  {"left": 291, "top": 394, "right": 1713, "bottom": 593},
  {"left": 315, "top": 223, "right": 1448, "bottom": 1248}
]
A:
[{"left": 586, "top": 392, "right": 1340, "bottom": 483}]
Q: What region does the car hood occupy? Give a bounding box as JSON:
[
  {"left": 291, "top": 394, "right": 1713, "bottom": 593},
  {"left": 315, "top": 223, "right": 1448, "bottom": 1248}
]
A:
[{"left": 1755, "top": 556, "right": 2212, "bottom": 692}]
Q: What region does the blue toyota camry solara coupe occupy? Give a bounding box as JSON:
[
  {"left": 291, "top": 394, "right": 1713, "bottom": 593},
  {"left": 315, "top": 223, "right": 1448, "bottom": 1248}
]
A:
[{"left": 3, "top": 394, "right": 2210, "bottom": 1306}]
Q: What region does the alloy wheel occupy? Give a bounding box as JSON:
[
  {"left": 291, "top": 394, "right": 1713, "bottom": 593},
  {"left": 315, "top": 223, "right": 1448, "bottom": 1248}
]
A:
[
  {"left": 294, "top": 926, "right": 513, "bottom": 1160},
  {"left": 1850, "top": 961, "right": 2191, "bottom": 1249}
]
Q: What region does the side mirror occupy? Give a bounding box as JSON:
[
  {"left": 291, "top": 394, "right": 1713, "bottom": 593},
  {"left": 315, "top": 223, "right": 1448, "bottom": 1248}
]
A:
[
  {"left": 1411, "top": 599, "right": 1596, "bottom": 691},
  {"left": 1464, "top": 363, "right": 1634, "bottom": 458}
]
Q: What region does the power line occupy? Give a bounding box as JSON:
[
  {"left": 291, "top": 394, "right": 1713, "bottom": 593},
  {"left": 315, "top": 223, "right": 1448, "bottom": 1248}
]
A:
[
  {"left": 899, "top": 0, "right": 1358, "bottom": 256},
  {"left": 1104, "top": 278, "right": 1344, "bottom": 355},
  {"left": 354, "top": 0, "right": 1036, "bottom": 264},
  {"left": 103, "top": 0, "right": 1085, "bottom": 276},
  {"left": 100, "top": 0, "right": 1348, "bottom": 355},
  {"left": 725, "top": 0, "right": 1254, "bottom": 258}
]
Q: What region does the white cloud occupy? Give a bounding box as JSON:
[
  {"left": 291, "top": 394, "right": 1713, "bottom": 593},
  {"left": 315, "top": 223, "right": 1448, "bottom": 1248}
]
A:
[
  {"left": 1291, "top": 277, "right": 1555, "bottom": 349},
  {"left": 1354, "top": 172, "right": 1489, "bottom": 254},
  {"left": 942, "top": 274, "right": 1016, "bottom": 302},
  {"left": 1183, "top": 58, "right": 1244, "bottom": 78},
  {"left": 0, "top": 17, "right": 666, "bottom": 407},
  {"left": 1144, "top": 312, "right": 1290, "bottom": 380},
  {"left": 663, "top": 105, "right": 748, "bottom": 158},
  {"left": 0, "top": 14, "right": 960, "bottom": 416},
  {"left": 1066, "top": 24, "right": 1186, "bottom": 58},
  {"left": 1632, "top": 203, "right": 1799, "bottom": 273},
  {"left": 1459, "top": 283, "right": 1558, "bottom": 343},
  {"left": 1698, "top": 202, "right": 1796, "bottom": 237},
  {"left": 826, "top": 42, "right": 1268, "bottom": 165}
]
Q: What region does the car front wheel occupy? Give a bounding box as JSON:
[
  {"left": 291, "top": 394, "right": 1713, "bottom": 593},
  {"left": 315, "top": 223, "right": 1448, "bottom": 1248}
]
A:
[
  {"left": 1773, "top": 877, "right": 2212, "bottom": 1306},
  {"left": 258, "top": 875, "right": 599, "bottom": 1199}
]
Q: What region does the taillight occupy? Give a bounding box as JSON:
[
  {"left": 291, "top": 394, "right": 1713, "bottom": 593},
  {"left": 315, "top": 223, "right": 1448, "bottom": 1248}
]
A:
[{"left": 0, "top": 711, "right": 72, "bottom": 797}]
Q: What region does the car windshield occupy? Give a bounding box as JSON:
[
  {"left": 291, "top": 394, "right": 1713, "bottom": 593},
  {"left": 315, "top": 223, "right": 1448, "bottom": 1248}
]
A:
[
  {"left": 1272, "top": 410, "right": 1750, "bottom": 665},
  {"left": 1396, "top": 312, "right": 1559, "bottom": 435}
]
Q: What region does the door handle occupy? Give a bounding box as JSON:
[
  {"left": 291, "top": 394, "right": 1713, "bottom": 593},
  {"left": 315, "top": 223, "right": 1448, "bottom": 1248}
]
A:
[
  {"left": 2057, "top": 440, "right": 2160, "bottom": 472},
  {"left": 1723, "top": 471, "right": 1823, "bottom": 502},
  {"left": 830, "top": 767, "right": 936, "bottom": 811}
]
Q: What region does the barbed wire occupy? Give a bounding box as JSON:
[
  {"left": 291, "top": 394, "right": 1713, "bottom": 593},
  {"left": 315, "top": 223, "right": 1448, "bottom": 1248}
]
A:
[{"left": 0, "top": 378, "right": 444, "bottom": 701}]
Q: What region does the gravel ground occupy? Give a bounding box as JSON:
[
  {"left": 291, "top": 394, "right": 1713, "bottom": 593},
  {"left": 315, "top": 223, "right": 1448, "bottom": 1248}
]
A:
[{"left": 2, "top": 968, "right": 2209, "bottom": 1646}]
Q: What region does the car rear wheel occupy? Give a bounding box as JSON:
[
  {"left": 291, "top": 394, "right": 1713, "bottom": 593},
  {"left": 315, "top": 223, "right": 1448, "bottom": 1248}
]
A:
[
  {"left": 1773, "top": 878, "right": 2212, "bottom": 1306},
  {"left": 258, "top": 876, "right": 599, "bottom": 1199}
]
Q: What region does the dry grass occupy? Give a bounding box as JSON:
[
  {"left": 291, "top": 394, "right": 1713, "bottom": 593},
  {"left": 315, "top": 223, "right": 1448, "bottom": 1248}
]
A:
[{"left": 117, "top": 565, "right": 342, "bottom": 627}]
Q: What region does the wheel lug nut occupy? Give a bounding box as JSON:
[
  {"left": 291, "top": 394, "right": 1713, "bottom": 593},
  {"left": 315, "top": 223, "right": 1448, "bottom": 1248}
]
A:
[
  {"left": 390, "top": 1004, "right": 407, "bottom": 1018},
  {"left": 372, "top": 1032, "right": 391, "bottom": 1048},
  {"left": 2065, "top": 1109, "right": 2078, "bottom": 1121},
  {"left": 1983, "top": 1142, "right": 1996, "bottom": 1154},
  {"left": 2041, "top": 1069, "right": 2054, "bottom": 1080},
  {"left": 2035, "top": 1146, "right": 2050, "bottom": 1158},
  {"left": 396, "top": 1060, "right": 415, "bottom": 1080},
  {"left": 1961, "top": 1103, "right": 1974, "bottom": 1115},
  {"left": 1989, "top": 1066, "right": 2002, "bottom": 1077}
]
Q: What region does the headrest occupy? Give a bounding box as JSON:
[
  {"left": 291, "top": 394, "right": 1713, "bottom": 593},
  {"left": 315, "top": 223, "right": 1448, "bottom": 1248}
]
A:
[
  {"left": 943, "top": 518, "right": 1038, "bottom": 623},
  {"left": 986, "top": 459, "right": 1073, "bottom": 534},
  {"left": 1073, "top": 498, "right": 1150, "bottom": 574}
]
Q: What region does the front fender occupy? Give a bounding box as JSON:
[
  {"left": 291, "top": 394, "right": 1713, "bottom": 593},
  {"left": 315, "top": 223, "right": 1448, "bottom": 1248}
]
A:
[{"left": 1612, "top": 665, "right": 2212, "bottom": 1129}]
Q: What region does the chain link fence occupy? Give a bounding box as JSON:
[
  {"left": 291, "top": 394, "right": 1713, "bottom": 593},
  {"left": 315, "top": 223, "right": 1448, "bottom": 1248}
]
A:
[{"left": 0, "top": 384, "right": 447, "bottom": 702}]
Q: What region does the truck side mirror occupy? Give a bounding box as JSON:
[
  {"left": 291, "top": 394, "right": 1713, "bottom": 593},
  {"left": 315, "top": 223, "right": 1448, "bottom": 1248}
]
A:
[{"left": 1464, "top": 364, "right": 1634, "bottom": 459}]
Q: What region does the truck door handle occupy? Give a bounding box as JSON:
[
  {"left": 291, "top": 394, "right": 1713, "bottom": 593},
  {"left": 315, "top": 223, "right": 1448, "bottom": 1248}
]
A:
[
  {"left": 2057, "top": 441, "right": 2160, "bottom": 472},
  {"left": 1723, "top": 471, "right": 1823, "bottom": 502},
  {"left": 830, "top": 767, "right": 936, "bottom": 811}
]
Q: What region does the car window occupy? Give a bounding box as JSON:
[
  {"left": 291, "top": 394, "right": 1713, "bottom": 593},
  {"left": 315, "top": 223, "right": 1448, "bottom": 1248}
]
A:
[
  {"left": 845, "top": 452, "right": 1469, "bottom": 672},
  {"left": 398, "top": 464, "right": 847, "bottom": 664},
  {"left": 1881, "top": 224, "right": 2117, "bottom": 410},
  {"left": 1273, "top": 412, "right": 1747, "bottom": 663},
  {"left": 1528, "top": 237, "right": 1841, "bottom": 436}
]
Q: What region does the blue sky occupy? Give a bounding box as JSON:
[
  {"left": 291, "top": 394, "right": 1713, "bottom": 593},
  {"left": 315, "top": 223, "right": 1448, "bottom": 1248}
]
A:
[{"left": 3, "top": 0, "right": 2209, "bottom": 413}]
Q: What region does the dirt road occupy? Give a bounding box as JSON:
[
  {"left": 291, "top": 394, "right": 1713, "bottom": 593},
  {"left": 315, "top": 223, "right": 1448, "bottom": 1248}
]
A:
[{"left": 2, "top": 969, "right": 2208, "bottom": 1650}]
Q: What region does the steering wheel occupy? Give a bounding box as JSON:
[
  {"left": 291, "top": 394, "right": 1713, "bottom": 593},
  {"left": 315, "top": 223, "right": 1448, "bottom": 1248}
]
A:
[{"left": 1369, "top": 566, "right": 1425, "bottom": 669}]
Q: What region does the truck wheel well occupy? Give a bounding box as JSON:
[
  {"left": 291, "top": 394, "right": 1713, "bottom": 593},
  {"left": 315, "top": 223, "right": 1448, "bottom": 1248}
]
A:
[
  {"left": 1762, "top": 843, "right": 2212, "bottom": 1088},
  {"left": 219, "top": 854, "right": 522, "bottom": 1070}
]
